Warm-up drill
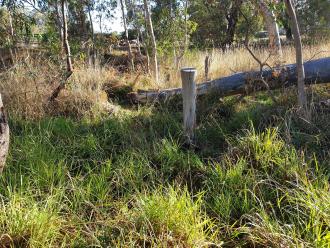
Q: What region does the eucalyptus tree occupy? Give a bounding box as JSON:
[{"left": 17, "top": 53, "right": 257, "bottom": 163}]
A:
[
  {"left": 49, "top": 0, "right": 73, "bottom": 102},
  {"left": 255, "top": 0, "right": 282, "bottom": 58},
  {"left": 150, "top": 0, "right": 197, "bottom": 70},
  {"left": 143, "top": 0, "right": 158, "bottom": 83},
  {"left": 119, "top": 0, "right": 134, "bottom": 71},
  {"left": 285, "top": 0, "right": 308, "bottom": 115}
]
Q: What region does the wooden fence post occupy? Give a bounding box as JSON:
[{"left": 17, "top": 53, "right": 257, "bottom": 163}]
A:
[
  {"left": 205, "top": 55, "right": 211, "bottom": 81},
  {"left": 181, "top": 68, "right": 197, "bottom": 145}
]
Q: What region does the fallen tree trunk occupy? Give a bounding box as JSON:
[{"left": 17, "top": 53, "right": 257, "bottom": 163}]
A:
[
  {"left": 131, "top": 57, "right": 330, "bottom": 103},
  {"left": 0, "top": 94, "right": 9, "bottom": 174}
]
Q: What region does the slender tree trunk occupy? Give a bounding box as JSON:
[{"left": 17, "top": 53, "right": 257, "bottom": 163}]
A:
[
  {"left": 143, "top": 0, "right": 159, "bottom": 84},
  {"left": 55, "top": 1, "right": 64, "bottom": 46},
  {"left": 8, "top": 11, "right": 14, "bottom": 41},
  {"left": 62, "top": 0, "right": 73, "bottom": 73},
  {"left": 184, "top": 0, "right": 189, "bottom": 51},
  {"left": 222, "top": 0, "right": 242, "bottom": 50},
  {"left": 49, "top": 0, "right": 73, "bottom": 103},
  {"left": 140, "top": 29, "right": 150, "bottom": 73},
  {"left": 256, "top": 0, "right": 282, "bottom": 58},
  {"left": 7, "top": 9, "right": 15, "bottom": 64},
  {"left": 120, "top": 0, "right": 134, "bottom": 71},
  {"left": 137, "top": 32, "right": 142, "bottom": 56},
  {"left": 88, "top": 5, "right": 96, "bottom": 68},
  {"left": 99, "top": 14, "right": 103, "bottom": 34},
  {"left": 285, "top": 0, "right": 308, "bottom": 114},
  {"left": 131, "top": 1, "right": 142, "bottom": 57}
]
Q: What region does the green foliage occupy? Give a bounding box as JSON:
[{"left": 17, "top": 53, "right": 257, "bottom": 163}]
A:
[
  {"left": 42, "top": 22, "right": 62, "bottom": 56},
  {"left": 296, "top": 0, "right": 330, "bottom": 40},
  {"left": 151, "top": 0, "right": 197, "bottom": 55},
  {"left": 112, "top": 187, "right": 217, "bottom": 246},
  {"left": 0, "top": 193, "right": 68, "bottom": 247}
]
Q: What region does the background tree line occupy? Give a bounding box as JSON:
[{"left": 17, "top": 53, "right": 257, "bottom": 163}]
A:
[{"left": 1, "top": 0, "right": 329, "bottom": 53}]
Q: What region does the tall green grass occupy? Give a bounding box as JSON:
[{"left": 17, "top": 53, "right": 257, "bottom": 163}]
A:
[{"left": 0, "top": 90, "right": 329, "bottom": 247}]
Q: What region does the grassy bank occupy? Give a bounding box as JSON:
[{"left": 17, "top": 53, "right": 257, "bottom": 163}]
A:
[
  {"left": 0, "top": 84, "right": 330, "bottom": 247},
  {"left": 0, "top": 43, "right": 330, "bottom": 247}
]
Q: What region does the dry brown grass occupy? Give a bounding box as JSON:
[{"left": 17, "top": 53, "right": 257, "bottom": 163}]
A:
[
  {"left": 0, "top": 56, "right": 53, "bottom": 119},
  {"left": 0, "top": 42, "right": 329, "bottom": 119},
  {"left": 0, "top": 57, "right": 118, "bottom": 119},
  {"left": 138, "top": 42, "right": 330, "bottom": 89}
]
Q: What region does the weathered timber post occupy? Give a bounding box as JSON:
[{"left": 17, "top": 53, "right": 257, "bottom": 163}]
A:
[
  {"left": 0, "top": 94, "right": 9, "bottom": 174},
  {"left": 205, "top": 55, "right": 211, "bottom": 81},
  {"left": 181, "top": 68, "right": 197, "bottom": 145}
]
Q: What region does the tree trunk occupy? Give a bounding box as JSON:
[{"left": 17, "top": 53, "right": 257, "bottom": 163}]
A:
[
  {"left": 256, "top": 0, "right": 282, "bottom": 58},
  {"left": 120, "top": 0, "right": 135, "bottom": 71},
  {"left": 131, "top": 57, "right": 330, "bottom": 103},
  {"left": 285, "top": 0, "right": 308, "bottom": 113},
  {"left": 62, "top": 0, "right": 73, "bottom": 74},
  {"left": 184, "top": 0, "right": 189, "bottom": 51},
  {"left": 7, "top": 9, "right": 15, "bottom": 64},
  {"left": 88, "top": 5, "right": 96, "bottom": 68},
  {"left": 222, "top": 0, "right": 242, "bottom": 50},
  {"left": 139, "top": 28, "right": 150, "bottom": 73},
  {"left": 0, "top": 94, "right": 9, "bottom": 174},
  {"left": 55, "top": 1, "right": 64, "bottom": 47},
  {"left": 131, "top": 1, "right": 142, "bottom": 57},
  {"left": 137, "top": 32, "right": 142, "bottom": 56},
  {"left": 48, "top": 0, "right": 73, "bottom": 103},
  {"left": 143, "top": 0, "right": 159, "bottom": 84},
  {"left": 8, "top": 11, "right": 14, "bottom": 42}
]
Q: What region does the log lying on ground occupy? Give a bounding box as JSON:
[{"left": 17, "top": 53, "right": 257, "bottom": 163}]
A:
[
  {"left": 0, "top": 94, "right": 9, "bottom": 174},
  {"left": 131, "top": 57, "right": 330, "bottom": 103}
]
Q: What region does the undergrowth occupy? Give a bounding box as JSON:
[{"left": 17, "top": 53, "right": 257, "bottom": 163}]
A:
[{"left": 0, "top": 83, "right": 329, "bottom": 247}]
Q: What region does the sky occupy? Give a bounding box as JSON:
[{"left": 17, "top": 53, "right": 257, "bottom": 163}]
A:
[
  {"left": 25, "top": 1, "right": 125, "bottom": 34},
  {"left": 92, "top": 5, "right": 124, "bottom": 33}
]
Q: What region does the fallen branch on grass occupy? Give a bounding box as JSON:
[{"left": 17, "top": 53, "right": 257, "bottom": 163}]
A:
[{"left": 130, "top": 57, "right": 330, "bottom": 103}]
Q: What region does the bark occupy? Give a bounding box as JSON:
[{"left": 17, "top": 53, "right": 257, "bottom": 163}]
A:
[
  {"left": 256, "top": 0, "right": 282, "bottom": 58},
  {"left": 8, "top": 11, "right": 14, "bottom": 42},
  {"left": 222, "top": 0, "right": 243, "bottom": 50},
  {"left": 62, "top": 0, "right": 73, "bottom": 73},
  {"left": 137, "top": 32, "right": 142, "bottom": 56},
  {"left": 99, "top": 14, "right": 103, "bottom": 34},
  {"left": 48, "top": 0, "right": 73, "bottom": 103},
  {"left": 0, "top": 94, "right": 9, "bottom": 174},
  {"left": 184, "top": 0, "right": 189, "bottom": 51},
  {"left": 131, "top": 57, "right": 330, "bottom": 103},
  {"left": 88, "top": 5, "right": 96, "bottom": 67},
  {"left": 285, "top": 0, "right": 308, "bottom": 112},
  {"left": 139, "top": 28, "right": 150, "bottom": 73},
  {"left": 143, "top": 0, "right": 159, "bottom": 84},
  {"left": 120, "top": 0, "right": 134, "bottom": 71},
  {"left": 7, "top": 9, "right": 15, "bottom": 63},
  {"left": 55, "top": 1, "right": 64, "bottom": 46}
]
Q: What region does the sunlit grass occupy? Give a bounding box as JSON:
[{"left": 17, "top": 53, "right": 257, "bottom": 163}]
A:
[{"left": 0, "top": 43, "right": 329, "bottom": 246}]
